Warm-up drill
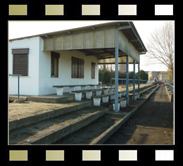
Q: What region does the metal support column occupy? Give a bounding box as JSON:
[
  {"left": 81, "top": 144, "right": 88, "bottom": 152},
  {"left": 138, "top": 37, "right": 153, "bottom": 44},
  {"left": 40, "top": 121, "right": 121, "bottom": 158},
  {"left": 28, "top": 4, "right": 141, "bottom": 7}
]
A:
[
  {"left": 115, "top": 44, "right": 119, "bottom": 112},
  {"left": 110, "top": 78, "right": 112, "bottom": 87},
  {"left": 114, "top": 25, "right": 131, "bottom": 112},
  {"left": 133, "top": 60, "right": 136, "bottom": 100},
  {"left": 138, "top": 63, "right": 140, "bottom": 93},
  {"left": 18, "top": 76, "right": 20, "bottom": 99},
  {"left": 126, "top": 55, "right": 129, "bottom": 105}
]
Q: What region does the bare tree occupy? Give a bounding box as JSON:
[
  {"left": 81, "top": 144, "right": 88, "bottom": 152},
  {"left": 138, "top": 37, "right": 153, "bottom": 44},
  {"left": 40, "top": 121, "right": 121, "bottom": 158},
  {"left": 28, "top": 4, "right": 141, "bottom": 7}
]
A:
[{"left": 147, "top": 22, "right": 174, "bottom": 77}]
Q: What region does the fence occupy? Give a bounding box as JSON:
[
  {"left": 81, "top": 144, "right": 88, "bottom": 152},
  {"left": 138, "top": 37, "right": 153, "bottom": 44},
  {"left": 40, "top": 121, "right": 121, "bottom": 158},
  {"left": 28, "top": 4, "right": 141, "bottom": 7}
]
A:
[
  {"left": 110, "top": 78, "right": 147, "bottom": 87},
  {"left": 166, "top": 83, "right": 173, "bottom": 93}
]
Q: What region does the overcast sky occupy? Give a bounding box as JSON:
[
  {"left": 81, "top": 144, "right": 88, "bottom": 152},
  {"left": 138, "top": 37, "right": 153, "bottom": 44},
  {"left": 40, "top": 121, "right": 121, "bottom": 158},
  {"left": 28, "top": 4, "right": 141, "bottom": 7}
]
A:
[{"left": 8, "top": 20, "right": 174, "bottom": 72}]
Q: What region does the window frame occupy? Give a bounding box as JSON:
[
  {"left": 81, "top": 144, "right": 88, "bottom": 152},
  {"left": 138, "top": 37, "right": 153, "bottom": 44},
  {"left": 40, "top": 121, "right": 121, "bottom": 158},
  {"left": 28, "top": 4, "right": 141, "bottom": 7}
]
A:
[
  {"left": 51, "top": 52, "right": 60, "bottom": 78},
  {"left": 91, "top": 62, "right": 95, "bottom": 79},
  {"left": 71, "top": 57, "right": 84, "bottom": 79},
  {"left": 12, "top": 48, "right": 29, "bottom": 76}
]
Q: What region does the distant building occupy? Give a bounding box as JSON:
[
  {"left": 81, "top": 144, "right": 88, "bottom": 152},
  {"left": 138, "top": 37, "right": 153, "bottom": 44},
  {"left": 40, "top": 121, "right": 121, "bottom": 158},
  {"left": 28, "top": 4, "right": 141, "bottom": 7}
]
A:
[
  {"left": 148, "top": 71, "right": 168, "bottom": 82},
  {"left": 158, "top": 71, "right": 169, "bottom": 82}
]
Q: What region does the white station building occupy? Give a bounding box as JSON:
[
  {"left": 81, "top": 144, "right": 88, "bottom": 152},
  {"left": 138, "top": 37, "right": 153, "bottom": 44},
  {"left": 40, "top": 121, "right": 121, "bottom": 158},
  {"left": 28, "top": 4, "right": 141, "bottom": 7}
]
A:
[{"left": 9, "top": 21, "right": 147, "bottom": 98}]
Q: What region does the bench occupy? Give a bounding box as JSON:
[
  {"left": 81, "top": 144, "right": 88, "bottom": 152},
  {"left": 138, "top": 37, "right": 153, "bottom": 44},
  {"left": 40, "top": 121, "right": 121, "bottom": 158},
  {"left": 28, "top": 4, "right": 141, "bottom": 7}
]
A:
[
  {"left": 88, "top": 84, "right": 101, "bottom": 89},
  {"left": 53, "top": 85, "right": 75, "bottom": 95},
  {"left": 129, "top": 93, "right": 140, "bottom": 100},
  {"left": 107, "top": 87, "right": 115, "bottom": 93},
  {"left": 111, "top": 97, "right": 127, "bottom": 111},
  {"left": 102, "top": 88, "right": 111, "bottom": 94},
  {"left": 92, "top": 92, "right": 123, "bottom": 106},
  {"left": 72, "top": 88, "right": 103, "bottom": 101},
  {"left": 53, "top": 84, "right": 97, "bottom": 95},
  {"left": 119, "top": 90, "right": 126, "bottom": 97},
  {"left": 99, "top": 84, "right": 107, "bottom": 88}
]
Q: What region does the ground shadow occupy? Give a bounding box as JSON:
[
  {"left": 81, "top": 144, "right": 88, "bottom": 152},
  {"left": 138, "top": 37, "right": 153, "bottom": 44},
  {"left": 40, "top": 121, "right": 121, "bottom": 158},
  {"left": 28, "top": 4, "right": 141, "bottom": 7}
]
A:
[{"left": 104, "top": 86, "right": 173, "bottom": 144}]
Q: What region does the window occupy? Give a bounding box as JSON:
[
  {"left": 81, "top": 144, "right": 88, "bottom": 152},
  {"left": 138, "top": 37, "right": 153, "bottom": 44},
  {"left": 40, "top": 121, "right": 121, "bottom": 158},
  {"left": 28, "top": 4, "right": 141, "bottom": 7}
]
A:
[
  {"left": 71, "top": 57, "right": 84, "bottom": 78},
  {"left": 51, "top": 52, "right": 60, "bottom": 77},
  {"left": 12, "top": 48, "right": 29, "bottom": 76},
  {"left": 91, "top": 62, "right": 95, "bottom": 79}
]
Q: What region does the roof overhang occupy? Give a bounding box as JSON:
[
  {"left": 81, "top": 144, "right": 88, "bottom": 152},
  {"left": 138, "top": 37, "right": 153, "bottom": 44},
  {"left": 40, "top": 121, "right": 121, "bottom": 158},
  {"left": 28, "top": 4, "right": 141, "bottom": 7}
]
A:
[{"left": 9, "top": 21, "right": 147, "bottom": 64}]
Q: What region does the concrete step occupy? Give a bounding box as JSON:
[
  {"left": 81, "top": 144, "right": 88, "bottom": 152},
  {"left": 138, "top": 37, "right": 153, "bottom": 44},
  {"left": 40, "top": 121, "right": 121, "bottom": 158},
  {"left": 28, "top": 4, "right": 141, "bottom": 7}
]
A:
[
  {"left": 9, "top": 95, "right": 27, "bottom": 101},
  {"left": 53, "top": 111, "right": 133, "bottom": 144},
  {"left": 9, "top": 106, "right": 108, "bottom": 145},
  {"left": 9, "top": 100, "right": 92, "bottom": 131},
  {"left": 53, "top": 86, "right": 160, "bottom": 145},
  {"left": 26, "top": 94, "right": 74, "bottom": 103}
]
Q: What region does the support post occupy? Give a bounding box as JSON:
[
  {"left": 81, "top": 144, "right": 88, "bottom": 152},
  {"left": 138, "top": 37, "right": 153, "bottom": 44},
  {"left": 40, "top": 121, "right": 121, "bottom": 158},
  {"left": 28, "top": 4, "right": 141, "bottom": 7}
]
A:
[
  {"left": 114, "top": 25, "right": 131, "bottom": 112},
  {"left": 133, "top": 60, "right": 136, "bottom": 100},
  {"left": 18, "top": 75, "right": 20, "bottom": 100},
  {"left": 138, "top": 63, "right": 140, "bottom": 93},
  {"left": 110, "top": 78, "right": 112, "bottom": 87},
  {"left": 115, "top": 46, "right": 119, "bottom": 112},
  {"left": 126, "top": 55, "right": 129, "bottom": 105}
]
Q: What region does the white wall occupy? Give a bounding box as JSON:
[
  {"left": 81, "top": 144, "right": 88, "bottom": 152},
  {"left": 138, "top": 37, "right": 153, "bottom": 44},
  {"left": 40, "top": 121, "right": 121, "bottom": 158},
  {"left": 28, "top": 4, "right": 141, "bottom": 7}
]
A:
[
  {"left": 9, "top": 37, "right": 40, "bottom": 95},
  {"left": 9, "top": 37, "right": 98, "bottom": 96},
  {"left": 39, "top": 37, "right": 98, "bottom": 95}
]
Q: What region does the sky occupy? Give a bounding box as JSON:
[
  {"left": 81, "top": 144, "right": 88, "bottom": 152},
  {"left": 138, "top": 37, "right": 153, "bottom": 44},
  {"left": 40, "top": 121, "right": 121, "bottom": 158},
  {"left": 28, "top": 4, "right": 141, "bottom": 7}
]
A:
[{"left": 8, "top": 20, "right": 174, "bottom": 72}]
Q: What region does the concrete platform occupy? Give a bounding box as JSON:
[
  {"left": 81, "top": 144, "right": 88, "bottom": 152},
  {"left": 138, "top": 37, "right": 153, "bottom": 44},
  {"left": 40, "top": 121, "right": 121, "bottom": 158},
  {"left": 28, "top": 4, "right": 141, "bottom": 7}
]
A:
[{"left": 9, "top": 93, "right": 75, "bottom": 103}]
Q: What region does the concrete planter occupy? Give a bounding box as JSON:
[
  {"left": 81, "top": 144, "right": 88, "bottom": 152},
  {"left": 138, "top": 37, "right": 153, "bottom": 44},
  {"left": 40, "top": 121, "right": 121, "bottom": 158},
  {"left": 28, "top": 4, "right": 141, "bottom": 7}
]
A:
[
  {"left": 112, "top": 103, "right": 120, "bottom": 111},
  {"left": 103, "top": 89, "right": 109, "bottom": 94},
  {"left": 120, "top": 100, "right": 126, "bottom": 107},
  {"left": 69, "top": 87, "right": 75, "bottom": 93},
  {"left": 110, "top": 95, "right": 115, "bottom": 100},
  {"left": 86, "top": 91, "right": 92, "bottom": 99},
  {"left": 102, "top": 96, "right": 109, "bottom": 103},
  {"left": 96, "top": 90, "right": 102, "bottom": 96},
  {"left": 93, "top": 98, "right": 101, "bottom": 106},
  {"left": 133, "top": 94, "right": 138, "bottom": 100},
  {"left": 56, "top": 87, "right": 64, "bottom": 95},
  {"left": 75, "top": 92, "right": 82, "bottom": 101},
  {"left": 122, "top": 92, "right": 126, "bottom": 96}
]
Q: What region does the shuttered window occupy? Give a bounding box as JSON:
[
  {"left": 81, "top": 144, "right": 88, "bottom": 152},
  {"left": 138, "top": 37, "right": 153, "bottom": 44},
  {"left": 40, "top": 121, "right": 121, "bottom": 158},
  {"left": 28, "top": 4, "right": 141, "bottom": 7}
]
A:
[
  {"left": 12, "top": 49, "right": 29, "bottom": 76},
  {"left": 91, "top": 62, "right": 95, "bottom": 79},
  {"left": 71, "top": 57, "right": 84, "bottom": 78},
  {"left": 51, "top": 52, "right": 60, "bottom": 77}
]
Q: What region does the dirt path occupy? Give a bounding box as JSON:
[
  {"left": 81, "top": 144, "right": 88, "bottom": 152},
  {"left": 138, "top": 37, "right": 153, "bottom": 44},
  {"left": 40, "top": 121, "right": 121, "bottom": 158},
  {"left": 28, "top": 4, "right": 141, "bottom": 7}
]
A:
[{"left": 104, "top": 85, "right": 173, "bottom": 145}]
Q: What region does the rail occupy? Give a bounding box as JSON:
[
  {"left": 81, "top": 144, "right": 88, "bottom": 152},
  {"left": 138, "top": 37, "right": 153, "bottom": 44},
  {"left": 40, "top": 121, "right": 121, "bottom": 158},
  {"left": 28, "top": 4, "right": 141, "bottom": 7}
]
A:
[
  {"left": 110, "top": 78, "right": 147, "bottom": 87},
  {"left": 166, "top": 83, "right": 173, "bottom": 93}
]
